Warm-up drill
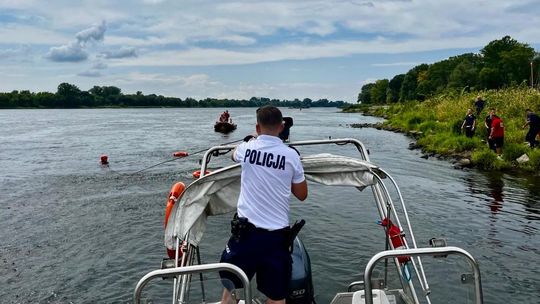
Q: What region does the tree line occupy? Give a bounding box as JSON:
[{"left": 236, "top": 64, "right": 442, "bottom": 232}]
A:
[
  {"left": 358, "top": 36, "right": 540, "bottom": 104},
  {"left": 0, "top": 83, "right": 345, "bottom": 109}
]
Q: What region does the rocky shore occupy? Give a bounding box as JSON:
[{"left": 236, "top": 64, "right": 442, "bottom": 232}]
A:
[{"left": 348, "top": 122, "right": 474, "bottom": 169}]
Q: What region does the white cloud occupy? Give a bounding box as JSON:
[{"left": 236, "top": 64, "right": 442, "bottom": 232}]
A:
[
  {"left": 75, "top": 21, "right": 106, "bottom": 44},
  {"left": 45, "top": 21, "right": 107, "bottom": 62},
  {"left": 211, "top": 35, "right": 257, "bottom": 46},
  {"left": 46, "top": 41, "right": 88, "bottom": 62},
  {"left": 0, "top": 45, "right": 31, "bottom": 60},
  {"left": 101, "top": 46, "right": 137, "bottom": 59},
  {"left": 111, "top": 35, "right": 489, "bottom": 67}
]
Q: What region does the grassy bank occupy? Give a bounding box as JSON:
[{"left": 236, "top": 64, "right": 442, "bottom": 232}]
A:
[{"left": 344, "top": 87, "right": 540, "bottom": 171}]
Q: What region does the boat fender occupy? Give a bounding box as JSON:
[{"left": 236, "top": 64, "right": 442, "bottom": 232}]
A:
[
  {"left": 192, "top": 170, "right": 211, "bottom": 179},
  {"left": 165, "top": 182, "right": 186, "bottom": 259},
  {"left": 378, "top": 218, "right": 411, "bottom": 264}
]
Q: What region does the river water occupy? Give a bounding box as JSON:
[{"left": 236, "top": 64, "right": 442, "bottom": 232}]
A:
[{"left": 0, "top": 108, "right": 538, "bottom": 304}]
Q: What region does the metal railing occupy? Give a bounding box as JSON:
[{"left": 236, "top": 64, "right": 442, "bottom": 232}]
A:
[
  {"left": 363, "top": 247, "right": 483, "bottom": 304},
  {"left": 199, "top": 138, "right": 370, "bottom": 176},
  {"left": 134, "top": 263, "right": 252, "bottom": 304}
]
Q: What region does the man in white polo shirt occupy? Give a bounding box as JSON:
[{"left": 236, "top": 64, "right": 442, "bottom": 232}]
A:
[{"left": 220, "top": 105, "right": 308, "bottom": 304}]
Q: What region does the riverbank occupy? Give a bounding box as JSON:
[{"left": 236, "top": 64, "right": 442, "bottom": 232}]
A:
[{"left": 344, "top": 87, "right": 540, "bottom": 172}]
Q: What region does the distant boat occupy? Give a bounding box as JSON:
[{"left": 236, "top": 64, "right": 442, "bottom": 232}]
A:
[{"left": 214, "top": 121, "right": 237, "bottom": 133}]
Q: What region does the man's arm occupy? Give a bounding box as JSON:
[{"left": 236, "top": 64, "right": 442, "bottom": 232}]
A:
[
  {"left": 292, "top": 180, "right": 308, "bottom": 201},
  {"left": 231, "top": 147, "right": 238, "bottom": 162}
]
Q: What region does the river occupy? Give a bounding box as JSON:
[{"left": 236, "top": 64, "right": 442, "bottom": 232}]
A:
[{"left": 0, "top": 108, "right": 538, "bottom": 303}]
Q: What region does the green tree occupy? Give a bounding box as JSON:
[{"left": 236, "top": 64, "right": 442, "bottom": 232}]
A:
[
  {"left": 370, "top": 79, "right": 389, "bottom": 104},
  {"left": 447, "top": 55, "right": 482, "bottom": 89},
  {"left": 481, "top": 35, "right": 535, "bottom": 88},
  {"left": 358, "top": 83, "right": 375, "bottom": 104},
  {"left": 56, "top": 83, "right": 82, "bottom": 107},
  {"left": 387, "top": 74, "right": 405, "bottom": 103},
  {"left": 399, "top": 64, "right": 429, "bottom": 101}
]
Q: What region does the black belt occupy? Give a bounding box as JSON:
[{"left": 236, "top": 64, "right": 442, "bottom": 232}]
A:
[{"left": 245, "top": 219, "right": 289, "bottom": 234}]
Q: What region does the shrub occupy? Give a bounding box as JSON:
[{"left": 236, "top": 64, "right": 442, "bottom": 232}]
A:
[
  {"left": 526, "top": 149, "right": 540, "bottom": 170},
  {"left": 407, "top": 115, "right": 424, "bottom": 129},
  {"left": 503, "top": 143, "right": 529, "bottom": 162},
  {"left": 471, "top": 149, "right": 509, "bottom": 170},
  {"left": 418, "top": 121, "right": 438, "bottom": 133}
]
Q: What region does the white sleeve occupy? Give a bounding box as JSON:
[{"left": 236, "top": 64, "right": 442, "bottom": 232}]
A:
[
  {"left": 234, "top": 142, "right": 247, "bottom": 163},
  {"left": 291, "top": 154, "right": 305, "bottom": 184}
]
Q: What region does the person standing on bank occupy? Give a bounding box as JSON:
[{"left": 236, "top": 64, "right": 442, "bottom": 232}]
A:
[
  {"left": 474, "top": 96, "right": 485, "bottom": 116},
  {"left": 522, "top": 109, "right": 540, "bottom": 148},
  {"left": 485, "top": 110, "right": 495, "bottom": 151},
  {"left": 489, "top": 108, "right": 505, "bottom": 158},
  {"left": 219, "top": 105, "right": 308, "bottom": 304},
  {"left": 461, "top": 108, "right": 476, "bottom": 138}
]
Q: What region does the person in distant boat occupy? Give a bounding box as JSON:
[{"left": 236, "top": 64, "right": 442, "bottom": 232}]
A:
[
  {"left": 488, "top": 108, "right": 504, "bottom": 158},
  {"left": 219, "top": 105, "right": 308, "bottom": 304},
  {"left": 461, "top": 108, "right": 476, "bottom": 138},
  {"left": 223, "top": 110, "right": 231, "bottom": 123},
  {"left": 474, "top": 96, "right": 485, "bottom": 116},
  {"left": 219, "top": 112, "right": 227, "bottom": 123},
  {"left": 485, "top": 111, "right": 495, "bottom": 151},
  {"left": 522, "top": 109, "right": 540, "bottom": 148}
]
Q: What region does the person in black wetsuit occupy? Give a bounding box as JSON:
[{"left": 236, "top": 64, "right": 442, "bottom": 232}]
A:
[
  {"left": 523, "top": 109, "right": 540, "bottom": 148},
  {"left": 474, "top": 96, "right": 485, "bottom": 116},
  {"left": 485, "top": 110, "right": 495, "bottom": 150},
  {"left": 461, "top": 108, "right": 476, "bottom": 138}
]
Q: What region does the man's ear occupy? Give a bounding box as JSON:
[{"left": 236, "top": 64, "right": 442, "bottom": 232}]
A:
[{"left": 255, "top": 123, "right": 261, "bottom": 134}]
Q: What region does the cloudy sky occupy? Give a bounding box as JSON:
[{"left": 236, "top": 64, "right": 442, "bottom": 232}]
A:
[{"left": 1, "top": 0, "right": 540, "bottom": 102}]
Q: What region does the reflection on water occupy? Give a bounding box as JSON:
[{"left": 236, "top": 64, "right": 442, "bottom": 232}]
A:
[{"left": 486, "top": 172, "right": 504, "bottom": 215}]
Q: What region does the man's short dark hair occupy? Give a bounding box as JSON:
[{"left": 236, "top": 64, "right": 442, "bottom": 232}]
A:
[
  {"left": 257, "top": 106, "right": 283, "bottom": 127},
  {"left": 526, "top": 108, "right": 531, "bottom": 112}
]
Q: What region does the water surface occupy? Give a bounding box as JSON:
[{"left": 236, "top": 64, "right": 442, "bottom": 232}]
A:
[{"left": 0, "top": 108, "right": 538, "bottom": 303}]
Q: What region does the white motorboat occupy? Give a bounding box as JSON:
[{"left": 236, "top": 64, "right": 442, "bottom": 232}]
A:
[{"left": 134, "top": 138, "right": 484, "bottom": 304}]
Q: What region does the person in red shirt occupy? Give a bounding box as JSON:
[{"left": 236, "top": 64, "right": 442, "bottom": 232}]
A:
[{"left": 488, "top": 108, "right": 504, "bottom": 158}]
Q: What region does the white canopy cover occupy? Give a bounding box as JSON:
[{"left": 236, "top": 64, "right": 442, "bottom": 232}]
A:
[{"left": 164, "top": 153, "right": 384, "bottom": 249}]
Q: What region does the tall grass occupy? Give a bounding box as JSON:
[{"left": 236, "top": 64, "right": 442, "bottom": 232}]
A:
[{"left": 375, "top": 87, "right": 540, "bottom": 170}]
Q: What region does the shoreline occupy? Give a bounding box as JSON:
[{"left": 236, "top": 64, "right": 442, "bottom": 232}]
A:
[
  {"left": 346, "top": 110, "right": 539, "bottom": 176},
  {"left": 348, "top": 121, "right": 477, "bottom": 170}
]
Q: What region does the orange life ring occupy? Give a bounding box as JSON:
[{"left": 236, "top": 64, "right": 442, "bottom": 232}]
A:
[
  {"left": 192, "top": 170, "right": 211, "bottom": 179},
  {"left": 165, "top": 182, "right": 186, "bottom": 259}
]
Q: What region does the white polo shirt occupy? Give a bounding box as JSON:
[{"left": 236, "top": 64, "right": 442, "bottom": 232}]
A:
[{"left": 233, "top": 135, "right": 305, "bottom": 230}]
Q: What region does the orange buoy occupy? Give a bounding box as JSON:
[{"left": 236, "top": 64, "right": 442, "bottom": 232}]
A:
[
  {"left": 173, "top": 151, "right": 189, "bottom": 157},
  {"left": 192, "top": 170, "right": 211, "bottom": 179},
  {"left": 164, "top": 182, "right": 186, "bottom": 259},
  {"left": 100, "top": 155, "right": 109, "bottom": 165}
]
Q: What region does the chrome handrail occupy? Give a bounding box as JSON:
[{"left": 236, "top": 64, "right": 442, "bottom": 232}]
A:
[
  {"left": 199, "top": 138, "right": 370, "bottom": 175},
  {"left": 134, "top": 263, "right": 252, "bottom": 304},
  {"left": 364, "top": 247, "right": 483, "bottom": 304}
]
